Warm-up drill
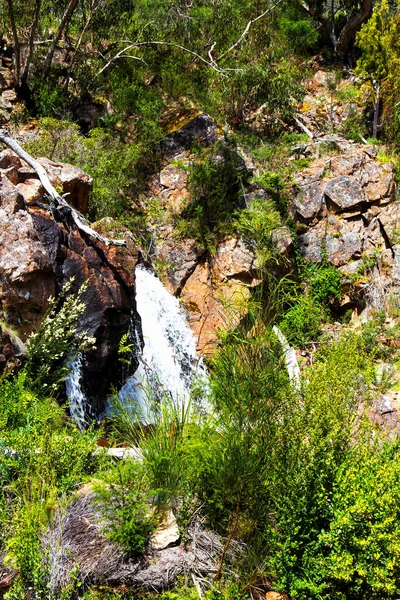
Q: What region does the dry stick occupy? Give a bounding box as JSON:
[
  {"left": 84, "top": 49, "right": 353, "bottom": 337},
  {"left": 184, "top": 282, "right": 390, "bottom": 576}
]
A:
[
  {"left": 0, "top": 129, "right": 126, "bottom": 247},
  {"left": 294, "top": 116, "right": 315, "bottom": 140},
  {"left": 191, "top": 573, "right": 204, "bottom": 600},
  {"left": 93, "top": 41, "right": 227, "bottom": 81}
]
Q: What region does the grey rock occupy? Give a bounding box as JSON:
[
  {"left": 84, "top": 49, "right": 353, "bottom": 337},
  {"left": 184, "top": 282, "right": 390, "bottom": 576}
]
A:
[
  {"left": 324, "top": 176, "right": 364, "bottom": 211},
  {"left": 294, "top": 181, "right": 326, "bottom": 220}
]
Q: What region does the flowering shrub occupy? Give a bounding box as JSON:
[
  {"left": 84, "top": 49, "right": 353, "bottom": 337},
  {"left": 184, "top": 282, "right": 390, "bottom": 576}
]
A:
[{"left": 24, "top": 279, "right": 96, "bottom": 396}]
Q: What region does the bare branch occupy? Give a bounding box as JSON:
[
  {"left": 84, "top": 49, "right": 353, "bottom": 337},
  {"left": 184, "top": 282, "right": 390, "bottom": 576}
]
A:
[
  {"left": 216, "top": 0, "right": 285, "bottom": 63},
  {"left": 294, "top": 116, "right": 315, "bottom": 140},
  {"left": 0, "top": 129, "right": 126, "bottom": 248},
  {"left": 93, "top": 40, "right": 228, "bottom": 81}
]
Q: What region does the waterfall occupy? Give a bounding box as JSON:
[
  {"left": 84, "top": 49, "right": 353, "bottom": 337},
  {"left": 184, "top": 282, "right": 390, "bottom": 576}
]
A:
[
  {"left": 119, "top": 266, "right": 208, "bottom": 421},
  {"left": 65, "top": 354, "right": 86, "bottom": 430}
]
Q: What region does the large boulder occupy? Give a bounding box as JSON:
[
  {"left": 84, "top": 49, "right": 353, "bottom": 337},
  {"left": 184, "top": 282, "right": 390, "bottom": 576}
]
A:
[{"left": 0, "top": 158, "right": 139, "bottom": 415}]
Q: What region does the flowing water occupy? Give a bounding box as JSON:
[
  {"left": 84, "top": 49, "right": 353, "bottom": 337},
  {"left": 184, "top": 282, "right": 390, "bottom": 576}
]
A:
[
  {"left": 66, "top": 266, "right": 208, "bottom": 426},
  {"left": 119, "top": 266, "right": 208, "bottom": 422},
  {"left": 65, "top": 353, "right": 86, "bottom": 430}
]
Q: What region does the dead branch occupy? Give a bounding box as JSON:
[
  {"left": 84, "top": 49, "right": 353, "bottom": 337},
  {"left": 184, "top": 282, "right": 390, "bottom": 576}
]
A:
[
  {"left": 216, "top": 0, "right": 285, "bottom": 63},
  {"left": 93, "top": 40, "right": 228, "bottom": 81},
  {"left": 294, "top": 116, "right": 315, "bottom": 140},
  {"left": 0, "top": 129, "right": 126, "bottom": 247}
]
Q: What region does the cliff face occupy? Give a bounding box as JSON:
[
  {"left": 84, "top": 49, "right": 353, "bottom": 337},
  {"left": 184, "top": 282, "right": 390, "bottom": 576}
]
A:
[{"left": 0, "top": 150, "right": 139, "bottom": 415}]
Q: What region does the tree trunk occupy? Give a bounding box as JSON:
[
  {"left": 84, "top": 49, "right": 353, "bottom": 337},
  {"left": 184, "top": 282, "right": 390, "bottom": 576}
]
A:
[
  {"left": 335, "top": 0, "right": 373, "bottom": 58},
  {"left": 0, "top": 129, "right": 126, "bottom": 248},
  {"left": 300, "top": 0, "right": 373, "bottom": 59},
  {"left": 21, "top": 0, "right": 42, "bottom": 85},
  {"left": 6, "top": 0, "right": 20, "bottom": 83},
  {"left": 41, "top": 0, "right": 80, "bottom": 81}
]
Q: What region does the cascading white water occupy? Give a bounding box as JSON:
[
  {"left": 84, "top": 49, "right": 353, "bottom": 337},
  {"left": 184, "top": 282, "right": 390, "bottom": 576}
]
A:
[
  {"left": 65, "top": 354, "right": 86, "bottom": 430},
  {"left": 119, "top": 266, "right": 208, "bottom": 421}
]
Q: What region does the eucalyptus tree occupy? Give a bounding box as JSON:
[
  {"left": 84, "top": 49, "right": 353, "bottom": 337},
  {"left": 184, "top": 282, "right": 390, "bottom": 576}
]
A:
[{"left": 298, "top": 0, "right": 373, "bottom": 57}]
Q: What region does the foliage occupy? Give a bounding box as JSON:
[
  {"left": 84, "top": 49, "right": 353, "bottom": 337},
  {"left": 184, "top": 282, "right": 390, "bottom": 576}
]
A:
[
  {"left": 356, "top": 0, "right": 400, "bottom": 141},
  {"left": 234, "top": 197, "right": 281, "bottom": 267},
  {"left": 0, "top": 372, "right": 100, "bottom": 597},
  {"left": 177, "top": 139, "right": 250, "bottom": 252},
  {"left": 279, "top": 295, "right": 327, "bottom": 346},
  {"left": 306, "top": 262, "right": 342, "bottom": 307},
  {"left": 24, "top": 279, "right": 95, "bottom": 396},
  {"left": 95, "top": 459, "right": 155, "bottom": 555},
  {"left": 24, "top": 119, "right": 154, "bottom": 222},
  {"left": 109, "top": 393, "right": 208, "bottom": 511}
]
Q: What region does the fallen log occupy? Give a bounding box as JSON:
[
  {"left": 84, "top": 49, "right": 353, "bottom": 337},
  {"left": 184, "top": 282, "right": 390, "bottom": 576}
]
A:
[{"left": 0, "top": 129, "right": 126, "bottom": 247}]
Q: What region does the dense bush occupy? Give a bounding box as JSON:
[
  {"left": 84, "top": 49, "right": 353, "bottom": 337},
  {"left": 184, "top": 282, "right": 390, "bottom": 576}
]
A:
[
  {"left": 279, "top": 295, "right": 327, "bottom": 346},
  {"left": 178, "top": 139, "right": 250, "bottom": 252},
  {"left": 95, "top": 460, "right": 155, "bottom": 555}
]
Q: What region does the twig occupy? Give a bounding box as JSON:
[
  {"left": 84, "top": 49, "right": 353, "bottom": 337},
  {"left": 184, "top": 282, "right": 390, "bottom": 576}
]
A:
[
  {"left": 191, "top": 573, "right": 203, "bottom": 599},
  {"left": 93, "top": 40, "right": 227, "bottom": 82}
]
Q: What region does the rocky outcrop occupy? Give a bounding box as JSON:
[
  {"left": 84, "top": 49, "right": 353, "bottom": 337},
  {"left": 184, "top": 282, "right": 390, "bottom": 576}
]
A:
[
  {"left": 0, "top": 149, "right": 93, "bottom": 213},
  {"left": 291, "top": 139, "right": 400, "bottom": 311},
  {"left": 148, "top": 114, "right": 274, "bottom": 355},
  {"left": 154, "top": 229, "right": 259, "bottom": 355},
  {"left": 0, "top": 153, "right": 139, "bottom": 415}
]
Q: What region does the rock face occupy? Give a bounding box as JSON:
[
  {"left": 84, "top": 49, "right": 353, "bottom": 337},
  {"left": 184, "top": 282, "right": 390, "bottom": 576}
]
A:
[
  {"left": 291, "top": 139, "right": 398, "bottom": 270},
  {"left": 148, "top": 114, "right": 274, "bottom": 355},
  {"left": 154, "top": 230, "right": 259, "bottom": 356},
  {"left": 0, "top": 153, "right": 139, "bottom": 414}
]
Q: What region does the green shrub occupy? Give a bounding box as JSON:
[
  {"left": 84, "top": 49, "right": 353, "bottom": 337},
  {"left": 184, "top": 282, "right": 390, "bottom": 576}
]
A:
[
  {"left": 234, "top": 197, "right": 281, "bottom": 267},
  {"left": 24, "top": 279, "right": 95, "bottom": 396},
  {"left": 307, "top": 263, "right": 342, "bottom": 307},
  {"left": 95, "top": 459, "right": 155, "bottom": 555},
  {"left": 177, "top": 139, "right": 250, "bottom": 252},
  {"left": 279, "top": 295, "right": 326, "bottom": 346},
  {"left": 322, "top": 441, "right": 400, "bottom": 599}
]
